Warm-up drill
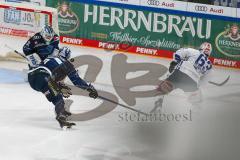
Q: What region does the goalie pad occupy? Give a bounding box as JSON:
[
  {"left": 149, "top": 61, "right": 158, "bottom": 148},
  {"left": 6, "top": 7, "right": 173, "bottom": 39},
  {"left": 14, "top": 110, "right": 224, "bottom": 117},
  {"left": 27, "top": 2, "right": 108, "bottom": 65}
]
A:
[{"left": 26, "top": 53, "right": 41, "bottom": 68}]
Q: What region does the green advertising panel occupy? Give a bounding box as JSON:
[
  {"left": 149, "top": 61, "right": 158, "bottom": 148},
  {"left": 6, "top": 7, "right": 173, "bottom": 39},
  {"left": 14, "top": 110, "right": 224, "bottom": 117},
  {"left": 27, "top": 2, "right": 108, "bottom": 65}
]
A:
[{"left": 47, "top": 0, "right": 240, "bottom": 61}]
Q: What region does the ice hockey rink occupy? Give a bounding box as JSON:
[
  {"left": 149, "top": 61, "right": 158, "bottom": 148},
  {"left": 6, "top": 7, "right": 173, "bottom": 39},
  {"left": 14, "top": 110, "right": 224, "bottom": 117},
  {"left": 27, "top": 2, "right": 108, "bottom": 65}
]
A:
[{"left": 0, "top": 34, "right": 240, "bottom": 160}]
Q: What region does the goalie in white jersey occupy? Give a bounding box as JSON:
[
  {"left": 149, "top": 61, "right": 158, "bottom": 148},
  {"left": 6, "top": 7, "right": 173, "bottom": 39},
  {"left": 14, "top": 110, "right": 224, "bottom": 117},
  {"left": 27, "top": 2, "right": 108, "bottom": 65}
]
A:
[{"left": 156, "top": 42, "right": 213, "bottom": 94}]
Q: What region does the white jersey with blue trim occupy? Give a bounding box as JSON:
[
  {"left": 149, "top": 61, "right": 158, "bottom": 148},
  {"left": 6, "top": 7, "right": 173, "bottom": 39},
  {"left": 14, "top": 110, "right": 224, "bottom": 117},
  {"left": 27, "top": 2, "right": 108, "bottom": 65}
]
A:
[{"left": 173, "top": 48, "right": 212, "bottom": 84}]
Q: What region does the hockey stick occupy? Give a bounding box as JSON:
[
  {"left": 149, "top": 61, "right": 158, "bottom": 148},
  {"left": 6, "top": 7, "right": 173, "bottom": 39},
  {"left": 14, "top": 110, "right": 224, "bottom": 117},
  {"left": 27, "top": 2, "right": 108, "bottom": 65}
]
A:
[
  {"left": 98, "top": 95, "right": 149, "bottom": 116},
  {"left": 208, "top": 75, "right": 230, "bottom": 87},
  {"left": 4, "top": 44, "right": 27, "bottom": 59}
]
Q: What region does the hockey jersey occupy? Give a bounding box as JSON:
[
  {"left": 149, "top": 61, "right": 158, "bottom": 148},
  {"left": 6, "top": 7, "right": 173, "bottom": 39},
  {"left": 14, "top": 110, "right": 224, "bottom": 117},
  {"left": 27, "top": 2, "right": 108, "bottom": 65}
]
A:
[
  {"left": 23, "top": 32, "right": 59, "bottom": 61},
  {"left": 42, "top": 57, "right": 89, "bottom": 90},
  {"left": 173, "top": 48, "right": 212, "bottom": 84}
]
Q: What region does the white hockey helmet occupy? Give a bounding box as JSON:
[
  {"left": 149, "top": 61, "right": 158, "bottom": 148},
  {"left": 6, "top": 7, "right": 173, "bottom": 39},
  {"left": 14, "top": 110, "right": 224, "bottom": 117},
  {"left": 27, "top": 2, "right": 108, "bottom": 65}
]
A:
[
  {"left": 59, "top": 46, "right": 71, "bottom": 60},
  {"left": 40, "top": 25, "right": 54, "bottom": 42},
  {"left": 199, "top": 42, "right": 212, "bottom": 56}
]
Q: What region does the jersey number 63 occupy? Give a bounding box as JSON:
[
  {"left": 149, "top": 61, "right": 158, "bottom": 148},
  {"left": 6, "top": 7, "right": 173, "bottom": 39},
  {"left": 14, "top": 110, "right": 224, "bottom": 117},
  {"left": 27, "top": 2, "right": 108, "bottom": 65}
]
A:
[{"left": 194, "top": 54, "right": 212, "bottom": 74}]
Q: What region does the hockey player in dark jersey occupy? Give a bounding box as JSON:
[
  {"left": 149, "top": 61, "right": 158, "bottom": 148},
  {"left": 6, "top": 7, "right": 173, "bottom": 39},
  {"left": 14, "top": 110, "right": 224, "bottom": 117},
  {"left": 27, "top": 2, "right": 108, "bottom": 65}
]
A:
[
  {"left": 22, "top": 25, "right": 60, "bottom": 69},
  {"left": 28, "top": 46, "right": 98, "bottom": 129}
]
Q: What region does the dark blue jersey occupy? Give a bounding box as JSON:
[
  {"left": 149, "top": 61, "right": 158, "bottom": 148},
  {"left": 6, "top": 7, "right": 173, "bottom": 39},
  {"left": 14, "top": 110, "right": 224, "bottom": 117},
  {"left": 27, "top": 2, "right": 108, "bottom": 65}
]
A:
[
  {"left": 43, "top": 57, "right": 89, "bottom": 90},
  {"left": 23, "top": 32, "right": 59, "bottom": 61}
]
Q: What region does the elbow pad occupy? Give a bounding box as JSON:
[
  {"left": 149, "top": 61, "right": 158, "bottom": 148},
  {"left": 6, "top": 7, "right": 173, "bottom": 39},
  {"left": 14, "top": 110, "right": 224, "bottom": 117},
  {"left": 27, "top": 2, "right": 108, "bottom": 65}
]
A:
[{"left": 169, "top": 61, "right": 179, "bottom": 73}]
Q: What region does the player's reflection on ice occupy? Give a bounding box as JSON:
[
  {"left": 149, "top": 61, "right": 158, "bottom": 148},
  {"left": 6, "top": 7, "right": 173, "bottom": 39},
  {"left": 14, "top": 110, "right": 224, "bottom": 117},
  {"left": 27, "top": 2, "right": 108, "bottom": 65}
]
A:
[{"left": 64, "top": 54, "right": 168, "bottom": 121}]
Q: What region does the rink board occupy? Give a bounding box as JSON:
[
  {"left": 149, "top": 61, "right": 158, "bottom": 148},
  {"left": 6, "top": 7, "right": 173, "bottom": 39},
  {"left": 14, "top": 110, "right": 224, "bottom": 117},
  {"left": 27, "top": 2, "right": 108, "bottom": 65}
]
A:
[{"left": 45, "top": 0, "right": 240, "bottom": 69}]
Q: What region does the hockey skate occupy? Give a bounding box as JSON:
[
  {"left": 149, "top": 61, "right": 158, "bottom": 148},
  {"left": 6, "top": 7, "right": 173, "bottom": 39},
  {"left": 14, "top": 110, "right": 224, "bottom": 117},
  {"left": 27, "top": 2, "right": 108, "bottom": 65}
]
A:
[{"left": 56, "top": 111, "right": 76, "bottom": 129}]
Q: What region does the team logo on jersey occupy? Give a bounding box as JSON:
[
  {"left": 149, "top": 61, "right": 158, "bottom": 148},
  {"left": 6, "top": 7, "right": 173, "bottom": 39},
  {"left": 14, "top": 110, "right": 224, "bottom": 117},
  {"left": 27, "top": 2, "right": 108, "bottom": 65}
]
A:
[
  {"left": 215, "top": 24, "right": 240, "bottom": 58},
  {"left": 57, "top": 1, "right": 79, "bottom": 34}
]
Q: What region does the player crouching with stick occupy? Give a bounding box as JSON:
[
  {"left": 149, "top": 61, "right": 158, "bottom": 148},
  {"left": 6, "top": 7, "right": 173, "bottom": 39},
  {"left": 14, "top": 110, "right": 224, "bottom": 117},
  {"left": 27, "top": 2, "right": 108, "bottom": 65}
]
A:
[
  {"left": 155, "top": 42, "right": 213, "bottom": 106},
  {"left": 27, "top": 47, "right": 98, "bottom": 129}
]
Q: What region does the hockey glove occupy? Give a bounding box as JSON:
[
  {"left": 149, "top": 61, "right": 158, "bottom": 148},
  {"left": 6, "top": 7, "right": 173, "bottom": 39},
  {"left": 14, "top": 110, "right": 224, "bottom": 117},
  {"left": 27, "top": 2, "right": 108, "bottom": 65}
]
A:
[
  {"left": 87, "top": 84, "right": 98, "bottom": 99},
  {"left": 169, "top": 61, "right": 178, "bottom": 73},
  {"left": 58, "top": 82, "right": 72, "bottom": 98},
  {"left": 156, "top": 80, "right": 174, "bottom": 95},
  {"left": 48, "top": 78, "right": 72, "bottom": 98}
]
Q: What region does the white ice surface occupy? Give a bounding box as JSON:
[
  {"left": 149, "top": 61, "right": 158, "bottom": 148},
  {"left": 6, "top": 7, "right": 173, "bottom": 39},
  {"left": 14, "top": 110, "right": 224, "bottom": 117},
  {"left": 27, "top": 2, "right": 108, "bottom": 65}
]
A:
[{"left": 0, "top": 35, "right": 240, "bottom": 160}]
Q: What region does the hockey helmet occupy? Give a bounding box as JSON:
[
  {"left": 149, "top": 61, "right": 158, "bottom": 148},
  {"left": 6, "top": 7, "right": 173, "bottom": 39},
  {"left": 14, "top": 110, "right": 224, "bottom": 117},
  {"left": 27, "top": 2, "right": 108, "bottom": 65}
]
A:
[
  {"left": 59, "top": 46, "right": 71, "bottom": 60},
  {"left": 199, "top": 42, "right": 212, "bottom": 56},
  {"left": 40, "top": 25, "right": 54, "bottom": 42}
]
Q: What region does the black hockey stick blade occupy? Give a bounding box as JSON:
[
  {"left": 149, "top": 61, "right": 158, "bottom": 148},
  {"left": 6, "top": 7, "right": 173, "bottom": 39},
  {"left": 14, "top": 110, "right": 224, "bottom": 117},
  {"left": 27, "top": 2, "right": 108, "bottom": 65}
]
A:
[
  {"left": 209, "top": 75, "right": 230, "bottom": 86},
  {"left": 98, "top": 95, "right": 149, "bottom": 116}
]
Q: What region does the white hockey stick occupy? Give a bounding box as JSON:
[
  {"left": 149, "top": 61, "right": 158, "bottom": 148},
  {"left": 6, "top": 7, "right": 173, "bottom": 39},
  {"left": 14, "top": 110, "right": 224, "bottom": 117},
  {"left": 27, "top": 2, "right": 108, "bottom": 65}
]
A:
[{"left": 208, "top": 75, "right": 230, "bottom": 87}]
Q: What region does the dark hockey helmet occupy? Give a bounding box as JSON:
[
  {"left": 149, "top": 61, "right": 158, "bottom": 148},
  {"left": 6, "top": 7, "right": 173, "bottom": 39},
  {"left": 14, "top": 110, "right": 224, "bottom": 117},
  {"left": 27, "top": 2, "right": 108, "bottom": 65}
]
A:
[
  {"left": 40, "top": 25, "right": 54, "bottom": 42},
  {"left": 59, "top": 46, "right": 71, "bottom": 60}
]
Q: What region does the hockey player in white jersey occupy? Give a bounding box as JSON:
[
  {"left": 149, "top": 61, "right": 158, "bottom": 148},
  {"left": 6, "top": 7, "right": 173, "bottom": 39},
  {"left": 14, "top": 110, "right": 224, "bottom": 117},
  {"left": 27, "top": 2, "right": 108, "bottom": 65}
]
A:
[{"left": 156, "top": 42, "right": 213, "bottom": 95}]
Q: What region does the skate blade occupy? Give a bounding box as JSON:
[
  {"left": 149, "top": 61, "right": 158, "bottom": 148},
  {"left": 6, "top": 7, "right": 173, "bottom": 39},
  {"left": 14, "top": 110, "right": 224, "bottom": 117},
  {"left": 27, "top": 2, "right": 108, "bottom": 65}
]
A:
[{"left": 61, "top": 123, "right": 76, "bottom": 130}]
